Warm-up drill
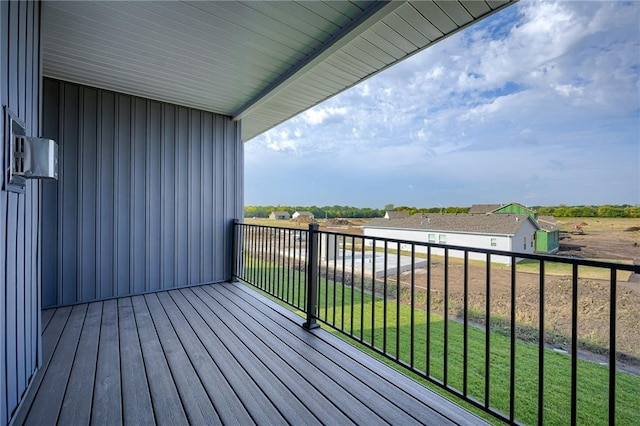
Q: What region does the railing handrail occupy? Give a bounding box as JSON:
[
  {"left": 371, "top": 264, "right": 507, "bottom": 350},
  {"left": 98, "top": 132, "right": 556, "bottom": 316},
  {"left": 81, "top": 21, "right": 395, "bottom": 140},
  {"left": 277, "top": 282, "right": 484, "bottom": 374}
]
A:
[
  {"left": 233, "top": 221, "right": 638, "bottom": 425},
  {"left": 236, "top": 222, "right": 640, "bottom": 272}
]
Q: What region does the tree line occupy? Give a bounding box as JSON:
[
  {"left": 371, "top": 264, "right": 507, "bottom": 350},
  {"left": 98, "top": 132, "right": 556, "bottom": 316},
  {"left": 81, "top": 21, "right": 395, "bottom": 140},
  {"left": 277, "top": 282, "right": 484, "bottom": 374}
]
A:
[
  {"left": 245, "top": 204, "right": 639, "bottom": 218},
  {"left": 532, "top": 205, "right": 639, "bottom": 218},
  {"left": 244, "top": 205, "right": 386, "bottom": 219}
]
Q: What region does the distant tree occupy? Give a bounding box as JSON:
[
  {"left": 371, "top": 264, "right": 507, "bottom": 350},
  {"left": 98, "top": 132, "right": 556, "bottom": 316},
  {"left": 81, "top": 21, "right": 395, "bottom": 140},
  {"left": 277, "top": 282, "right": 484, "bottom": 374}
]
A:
[
  {"left": 384, "top": 203, "right": 394, "bottom": 211},
  {"left": 244, "top": 204, "right": 638, "bottom": 219},
  {"left": 597, "top": 206, "right": 613, "bottom": 217},
  {"left": 535, "top": 206, "right": 553, "bottom": 215},
  {"left": 625, "top": 206, "right": 640, "bottom": 218}
]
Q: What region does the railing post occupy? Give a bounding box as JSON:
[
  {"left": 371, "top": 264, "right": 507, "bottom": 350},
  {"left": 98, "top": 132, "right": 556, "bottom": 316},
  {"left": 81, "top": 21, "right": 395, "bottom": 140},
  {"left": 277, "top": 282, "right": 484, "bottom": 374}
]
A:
[
  {"left": 303, "top": 223, "right": 320, "bottom": 330},
  {"left": 231, "top": 219, "right": 240, "bottom": 282}
]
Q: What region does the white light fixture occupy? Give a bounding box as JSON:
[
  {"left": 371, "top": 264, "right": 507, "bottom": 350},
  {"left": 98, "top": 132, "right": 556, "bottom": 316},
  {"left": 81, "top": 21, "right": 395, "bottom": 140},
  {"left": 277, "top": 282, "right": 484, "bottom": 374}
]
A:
[{"left": 4, "top": 107, "right": 58, "bottom": 193}]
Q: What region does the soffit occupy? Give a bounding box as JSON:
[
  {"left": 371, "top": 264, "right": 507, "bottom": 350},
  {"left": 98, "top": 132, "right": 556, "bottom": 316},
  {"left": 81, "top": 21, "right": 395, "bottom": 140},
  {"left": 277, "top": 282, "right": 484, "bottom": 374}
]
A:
[{"left": 41, "top": 1, "right": 516, "bottom": 142}]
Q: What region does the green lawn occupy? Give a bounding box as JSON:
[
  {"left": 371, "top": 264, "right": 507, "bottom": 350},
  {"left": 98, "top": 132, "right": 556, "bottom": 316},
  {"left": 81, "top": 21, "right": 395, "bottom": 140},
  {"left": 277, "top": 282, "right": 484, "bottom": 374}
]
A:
[{"left": 241, "top": 257, "right": 640, "bottom": 425}]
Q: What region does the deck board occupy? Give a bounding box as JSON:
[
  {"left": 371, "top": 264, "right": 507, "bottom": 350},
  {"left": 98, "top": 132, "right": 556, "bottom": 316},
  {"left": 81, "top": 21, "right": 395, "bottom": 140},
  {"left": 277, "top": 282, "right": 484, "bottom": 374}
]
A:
[
  {"left": 166, "top": 289, "right": 285, "bottom": 424},
  {"left": 155, "top": 291, "right": 253, "bottom": 424},
  {"left": 192, "top": 286, "right": 361, "bottom": 424},
  {"left": 131, "top": 295, "right": 189, "bottom": 425},
  {"left": 57, "top": 302, "right": 102, "bottom": 424},
  {"left": 199, "top": 285, "right": 397, "bottom": 424},
  {"left": 118, "top": 297, "right": 154, "bottom": 424},
  {"left": 143, "top": 292, "right": 220, "bottom": 425},
  {"left": 91, "top": 299, "right": 122, "bottom": 424},
  {"left": 222, "top": 283, "right": 487, "bottom": 426},
  {"left": 40, "top": 308, "right": 55, "bottom": 333},
  {"left": 181, "top": 287, "right": 318, "bottom": 425},
  {"left": 15, "top": 282, "right": 488, "bottom": 425},
  {"left": 213, "top": 284, "right": 457, "bottom": 425},
  {"left": 10, "top": 307, "right": 72, "bottom": 425},
  {"left": 24, "top": 304, "right": 87, "bottom": 424}
]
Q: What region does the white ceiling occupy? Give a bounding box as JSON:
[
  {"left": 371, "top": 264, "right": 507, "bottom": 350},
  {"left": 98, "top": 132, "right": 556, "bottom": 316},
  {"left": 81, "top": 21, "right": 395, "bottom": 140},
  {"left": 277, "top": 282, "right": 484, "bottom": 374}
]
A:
[{"left": 42, "top": 1, "right": 516, "bottom": 142}]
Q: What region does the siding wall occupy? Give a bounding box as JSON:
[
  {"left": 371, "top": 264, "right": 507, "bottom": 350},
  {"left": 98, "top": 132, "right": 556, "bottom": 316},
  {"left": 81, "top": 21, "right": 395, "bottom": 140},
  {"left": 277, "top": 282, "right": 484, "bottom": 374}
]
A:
[
  {"left": 1, "top": 1, "right": 41, "bottom": 425},
  {"left": 41, "top": 79, "right": 243, "bottom": 308}
]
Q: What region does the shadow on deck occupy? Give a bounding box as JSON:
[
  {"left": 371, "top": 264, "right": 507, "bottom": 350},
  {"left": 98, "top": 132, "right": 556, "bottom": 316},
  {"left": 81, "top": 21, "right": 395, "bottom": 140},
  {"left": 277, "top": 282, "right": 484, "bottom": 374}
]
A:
[{"left": 14, "top": 282, "right": 486, "bottom": 425}]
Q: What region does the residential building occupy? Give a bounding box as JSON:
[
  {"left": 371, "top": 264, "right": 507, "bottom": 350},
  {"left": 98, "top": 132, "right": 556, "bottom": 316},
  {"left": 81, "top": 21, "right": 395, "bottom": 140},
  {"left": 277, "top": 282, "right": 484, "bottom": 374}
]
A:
[
  {"left": 468, "top": 204, "right": 502, "bottom": 214},
  {"left": 384, "top": 211, "right": 410, "bottom": 220},
  {"left": 269, "top": 211, "right": 291, "bottom": 220},
  {"left": 469, "top": 202, "right": 560, "bottom": 253},
  {"left": 536, "top": 216, "right": 561, "bottom": 253},
  {"left": 364, "top": 213, "right": 540, "bottom": 264},
  {"left": 292, "top": 211, "right": 315, "bottom": 220}
]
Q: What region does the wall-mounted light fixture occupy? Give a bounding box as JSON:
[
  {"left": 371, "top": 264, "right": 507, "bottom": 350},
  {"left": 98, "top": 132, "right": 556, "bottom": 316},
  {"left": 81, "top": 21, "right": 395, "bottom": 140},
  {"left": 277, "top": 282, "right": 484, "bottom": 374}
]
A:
[{"left": 4, "top": 107, "right": 58, "bottom": 193}]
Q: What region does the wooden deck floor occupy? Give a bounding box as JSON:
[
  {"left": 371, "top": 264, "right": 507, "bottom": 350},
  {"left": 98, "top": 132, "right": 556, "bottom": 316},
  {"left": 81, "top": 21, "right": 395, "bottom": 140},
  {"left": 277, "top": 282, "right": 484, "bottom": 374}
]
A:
[{"left": 13, "top": 282, "right": 487, "bottom": 425}]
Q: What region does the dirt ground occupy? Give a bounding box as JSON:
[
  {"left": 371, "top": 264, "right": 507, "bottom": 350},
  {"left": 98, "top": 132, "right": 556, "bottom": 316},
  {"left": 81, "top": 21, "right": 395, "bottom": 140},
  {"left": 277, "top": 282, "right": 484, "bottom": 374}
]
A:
[{"left": 556, "top": 218, "right": 640, "bottom": 265}]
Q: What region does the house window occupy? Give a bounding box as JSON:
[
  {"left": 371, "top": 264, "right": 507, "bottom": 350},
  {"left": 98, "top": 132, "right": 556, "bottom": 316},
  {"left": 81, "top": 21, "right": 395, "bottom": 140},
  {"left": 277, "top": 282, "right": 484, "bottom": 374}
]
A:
[
  {"left": 490, "top": 238, "right": 497, "bottom": 247},
  {"left": 428, "top": 234, "right": 436, "bottom": 243},
  {"left": 524, "top": 236, "right": 527, "bottom": 250},
  {"left": 439, "top": 234, "right": 446, "bottom": 244}
]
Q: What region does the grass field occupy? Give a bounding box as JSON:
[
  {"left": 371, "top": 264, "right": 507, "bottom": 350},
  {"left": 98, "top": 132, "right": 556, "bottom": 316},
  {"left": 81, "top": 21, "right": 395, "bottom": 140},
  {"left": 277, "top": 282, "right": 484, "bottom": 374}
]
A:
[{"left": 241, "top": 258, "right": 640, "bottom": 425}]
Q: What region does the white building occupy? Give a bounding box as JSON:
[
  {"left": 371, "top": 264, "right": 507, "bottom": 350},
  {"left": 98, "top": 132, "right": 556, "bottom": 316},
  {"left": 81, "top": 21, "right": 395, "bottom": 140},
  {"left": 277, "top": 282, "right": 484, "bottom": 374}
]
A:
[
  {"left": 292, "top": 211, "right": 315, "bottom": 220},
  {"left": 363, "top": 214, "right": 540, "bottom": 264},
  {"left": 269, "top": 211, "right": 291, "bottom": 220}
]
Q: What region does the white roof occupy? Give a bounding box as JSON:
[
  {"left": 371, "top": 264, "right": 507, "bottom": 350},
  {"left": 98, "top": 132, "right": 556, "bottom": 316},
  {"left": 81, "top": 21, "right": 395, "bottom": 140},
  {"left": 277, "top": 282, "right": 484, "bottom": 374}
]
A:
[{"left": 42, "top": 1, "right": 515, "bottom": 142}]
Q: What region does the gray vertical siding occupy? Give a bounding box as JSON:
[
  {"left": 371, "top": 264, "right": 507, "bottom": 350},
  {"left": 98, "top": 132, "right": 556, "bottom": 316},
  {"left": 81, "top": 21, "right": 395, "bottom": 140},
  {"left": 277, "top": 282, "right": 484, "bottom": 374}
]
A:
[
  {"left": 42, "top": 79, "right": 243, "bottom": 308},
  {"left": 1, "top": 1, "right": 41, "bottom": 425}
]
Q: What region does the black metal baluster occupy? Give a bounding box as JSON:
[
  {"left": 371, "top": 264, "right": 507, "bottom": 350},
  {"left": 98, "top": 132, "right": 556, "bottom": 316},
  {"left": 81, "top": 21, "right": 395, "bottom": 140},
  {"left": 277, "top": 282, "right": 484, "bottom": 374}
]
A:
[
  {"left": 571, "top": 264, "right": 578, "bottom": 426},
  {"left": 463, "top": 250, "right": 469, "bottom": 396},
  {"left": 276, "top": 228, "right": 281, "bottom": 298},
  {"left": 333, "top": 234, "right": 339, "bottom": 326},
  {"left": 371, "top": 240, "right": 376, "bottom": 347},
  {"left": 261, "top": 226, "right": 267, "bottom": 290},
  {"left": 609, "top": 268, "right": 616, "bottom": 426},
  {"left": 341, "top": 235, "right": 346, "bottom": 331},
  {"left": 444, "top": 248, "right": 449, "bottom": 386},
  {"left": 287, "top": 229, "right": 292, "bottom": 303},
  {"left": 303, "top": 223, "right": 319, "bottom": 330},
  {"left": 325, "top": 233, "right": 329, "bottom": 321},
  {"left": 383, "top": 240, "right": 388, "bottom": 354},
  {"left": 410, "top": 244, "right": 415, "bottom": 369},
  {"left": 426, "top": 246, "right": 431, "bottom": 378},
  {"left": 253, "top": 225, "right": 258, "bottom": 285},
  {"left": 538, "top": 260, "right": 545, "bottom": 425},
  {"left": 360, "top": 237, "right": 365, "bottom": 342},
  {"left": 351, "top": 235, "right": 355, "bottom": 336},
  {"left": 510, "top": 255, "right": 516, "bottom": 422},
  {"left": 485, "top": 253, "right": 491, "bottom": 408},
  {"left": 396, "top": 242, "right": 401, "bottom": 361}
]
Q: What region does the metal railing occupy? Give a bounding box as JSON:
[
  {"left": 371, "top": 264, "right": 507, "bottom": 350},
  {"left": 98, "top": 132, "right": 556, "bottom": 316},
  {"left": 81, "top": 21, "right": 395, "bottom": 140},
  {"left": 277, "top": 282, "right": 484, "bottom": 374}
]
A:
[{"left": 232, "top": 221, "right": 640, "bottom": 425}]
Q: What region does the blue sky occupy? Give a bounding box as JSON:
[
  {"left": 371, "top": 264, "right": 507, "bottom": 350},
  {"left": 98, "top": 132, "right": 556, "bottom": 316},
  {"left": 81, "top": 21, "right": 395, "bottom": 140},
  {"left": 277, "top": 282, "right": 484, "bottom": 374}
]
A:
[{"left": 244, "top": 0, "right": 640, "bottom": 208}]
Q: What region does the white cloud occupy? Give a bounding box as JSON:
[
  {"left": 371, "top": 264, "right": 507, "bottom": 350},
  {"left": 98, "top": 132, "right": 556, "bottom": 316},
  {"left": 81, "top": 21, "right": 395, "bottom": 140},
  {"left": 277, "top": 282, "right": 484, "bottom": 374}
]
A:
[
  {"left": 302, "top": 106, "right": 348, "bottom": 125},
  {"left": 246, "top": 0, "right": 640, "bottom": 207},
  {"left": 553, "top": 84, "right": 583, "bottom": 98},
  {"left": 264, "top": 130, "right": 297, "bottom": 152},
  {"left": 359, "top": 83, "right": 370, "bottom": 97}
]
